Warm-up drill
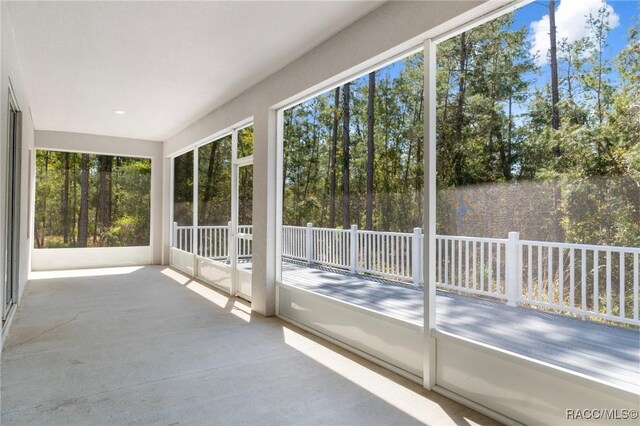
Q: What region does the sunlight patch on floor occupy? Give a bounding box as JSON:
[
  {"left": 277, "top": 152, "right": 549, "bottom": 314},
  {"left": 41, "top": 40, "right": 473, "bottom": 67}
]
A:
[
  {"left": 161, "top": 267, "right": 252, "bottom": 321},
  {"left": 160, "top": 267, "right": 192, "bottom": 285},
  {"left": 282, "top": 326, "right": 481, "bottom": 425},
  {"left": 29, "top": 266, "right": 145, "bottom": 280}
]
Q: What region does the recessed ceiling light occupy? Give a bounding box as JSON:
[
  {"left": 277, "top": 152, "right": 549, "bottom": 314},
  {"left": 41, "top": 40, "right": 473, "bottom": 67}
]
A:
[{"left": 113, "top": 110, "right": 126, "bottom": 115}]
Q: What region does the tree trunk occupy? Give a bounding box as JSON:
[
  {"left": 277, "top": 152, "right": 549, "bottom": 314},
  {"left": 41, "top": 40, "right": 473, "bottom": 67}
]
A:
[
  {"left": 453, "top": 32, "right": 468, "bottom": 184},
  {"left": 549, "top": 0, "right": 561, "bottom": 134},
  {"left": 596, "top": 12, "right": 604, "bottom": 125},
  {"left": 341, "top": 82, "right": 351, "bottom": 229},
  {"left": 39, "top": 152, "right": 50, "bottom": 248},
  {"left": 62, "top": 153, "right": 70, "bottom": 244},
  {"left": 77, "top": 154, "right": 90, "bottom": 247},
  {"left": 72, "top": 157, "right": 77, "bottom": 244},
  {"left": 503, "top": 94, "right": 513, "bottom": 180},
  {"left": 329, "top": 87, "right": 340, "bottom": 228},
  {"left": 97, "top": 156, "right": 113, "bottom": 242},
  {"left": 366, "top": 72, "right": 375, "bottom": 230}
]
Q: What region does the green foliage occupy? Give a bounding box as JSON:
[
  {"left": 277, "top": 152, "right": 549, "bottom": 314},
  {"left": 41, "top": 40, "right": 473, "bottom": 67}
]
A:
[
  {"left": 282, "top": 8, "right": 638, "bottom": 249},
  {"left": 34, "top": 152, "right": 151, "bottom": 248}
]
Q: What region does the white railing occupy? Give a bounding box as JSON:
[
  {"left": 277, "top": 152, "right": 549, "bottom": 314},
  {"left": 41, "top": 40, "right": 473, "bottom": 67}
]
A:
[
  {"left": 519, "top": 239, "right": 639, "bottom": 325},
  {"left": 436, "top": 235, "right": 510, "bottom": 302},
  {"left": 173, "top": 222, "right": 252, "bottom": 260},
  {"left": 282, "top": 224, "right": 422, "bottom": 283},
  {"left": 175, "top": 222, "right": 639, "bottom": 326}
]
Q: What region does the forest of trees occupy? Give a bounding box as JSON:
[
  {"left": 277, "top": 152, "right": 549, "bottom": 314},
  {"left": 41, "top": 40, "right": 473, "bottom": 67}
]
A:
[
  {"left": 173, "top": 126, "right": 253, "bottom": 227},
  {"left": 283, "top": 1, "right": 639, "bottom": 247},
  {"left": 34, "top": 151, "right": 151, "bottom": 248}
]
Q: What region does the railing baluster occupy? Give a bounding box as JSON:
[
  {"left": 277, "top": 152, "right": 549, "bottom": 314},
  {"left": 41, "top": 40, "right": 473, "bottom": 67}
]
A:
[
  {"left": 606, "top": 250, "right": 612, "bottom": 316},
  {"left": 451, "top": 239, "right": 456, "bottom": 288},
  {"left": 480, "top": 242, "right": 485, "bottom": 292},
  {"left": 559, "top": 247, "right": 564, "bottom": 307},
  {"left": 200, "top": 228, "right": 203, "bottom": 257},
  {"left": 537, "top": 245, "right": 542, "bottom": 303},
  {"left": 620, "top": 252, "right": 625, "bottom": 319},
  {"left": 458, "top": 239, "right": 462, "bottom": 288},
  {"left": 465, "top": 240, "right": 470, "bottom": 288},
  {"left": 496, "top": 242, "right": 501, "bottom": 295},
  {"left": 385, "top": 234, "right": 389, "bottom": 275},
  {"left": 436, "top": 238, "right": 441, "bottom": 284},
  {"left": 570, "top": 248, "right": 575, "bottom": 309},
  {"left": 330, "top": 230, "right": 334, "bottom": 265},
  {"left": 376, "top": 232, "right": 380, "bottom": 273},
  {"left": 488, "top": 242, "right": 493, "bottom": 294},
  {"left": 392, "top": 234, "right": 397, "bottom": 277},
  {"left": 594, "top": 250, "right": 599, "bottom": 314},
  {"left": 548, "top": 246, "right": 553, "bottom": 305},
  {"left": 581, "top": 249, "right": 587, "bottom": 315},
  {"left": 527, "top": 244, "right": 532, "bottom": 301},
  {"left": 634, "top": 251, "right": 638, "bottom": 322},
  {"left": 472, "top": 241, "right": 477, "bottom": 290},
  {"left": 400, "top": 235, "right": 405, "bottom": 278}
]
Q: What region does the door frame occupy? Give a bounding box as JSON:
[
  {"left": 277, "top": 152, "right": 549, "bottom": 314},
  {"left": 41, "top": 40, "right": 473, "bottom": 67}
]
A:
[
  {"left": 230, "top": 125, "right": 253, "bottom": 298},
  {"left": 3, "top": 85, "right": 22, "bottom": 320}
]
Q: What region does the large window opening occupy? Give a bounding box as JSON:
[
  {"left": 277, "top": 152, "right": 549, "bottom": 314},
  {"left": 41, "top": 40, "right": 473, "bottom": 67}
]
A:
[
  {"left": 197, "top": 135, "right": 232, "bottom": 263},
  {"left": 34, "top": 151, "right": 151, "bottom": 248},
  {"left": 433, "top": 0, "right": 638, "bottom": 391},
  {"left": 280, "top": 50, "right": 425, "bottom": 324},
  {"left": 173, "top": 150, "right": 194, "bottom": 252}
]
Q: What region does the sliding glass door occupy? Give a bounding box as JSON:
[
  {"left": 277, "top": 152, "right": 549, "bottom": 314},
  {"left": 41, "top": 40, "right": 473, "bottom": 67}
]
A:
[{"left": 3, "top": 92, "right": 22, "bottom": 319}]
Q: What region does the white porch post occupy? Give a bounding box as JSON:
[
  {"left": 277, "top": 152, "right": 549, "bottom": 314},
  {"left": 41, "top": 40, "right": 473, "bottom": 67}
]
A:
[
  {"left": 306, "top": 223, "right": 313, "bottom": 264},
  {"left": 506, "top": 231, "right": 521, "bottom": 307},
  {"left": 350, "top": 224, "right": 358, "bottom": 273},
  {"left": 412, "top": 227, "right": 422, "bottom": 285},
  {"left": 251, "top": 108, "right": 278, "bottom": 316}
]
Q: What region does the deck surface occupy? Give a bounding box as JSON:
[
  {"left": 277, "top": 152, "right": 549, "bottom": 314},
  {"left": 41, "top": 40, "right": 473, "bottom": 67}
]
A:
[{"left": 281, "top": 260, "right": 640, "bottom": 393}]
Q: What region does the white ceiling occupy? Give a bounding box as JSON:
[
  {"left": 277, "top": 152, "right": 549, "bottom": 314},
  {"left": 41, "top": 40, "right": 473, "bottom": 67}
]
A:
[{"left": 8, "top": 1, "right": 383, "bottom": 141}]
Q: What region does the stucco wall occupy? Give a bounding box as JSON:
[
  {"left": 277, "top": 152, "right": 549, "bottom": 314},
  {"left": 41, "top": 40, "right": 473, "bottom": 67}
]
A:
[{"left": 1, "top": 2, "right": 36, "bottom": 340}]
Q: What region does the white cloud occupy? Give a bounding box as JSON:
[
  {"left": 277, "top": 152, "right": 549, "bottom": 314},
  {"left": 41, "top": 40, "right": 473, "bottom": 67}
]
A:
[{"left": 529, "top": 0, "right": 620, "bottom": 65}]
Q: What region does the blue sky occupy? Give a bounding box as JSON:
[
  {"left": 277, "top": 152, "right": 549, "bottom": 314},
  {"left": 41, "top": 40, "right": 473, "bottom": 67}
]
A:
[
  {"left": 513, "top": 0, "right": 637, "bottom": 54},
  {"left": 318, "top": 0, "right": 638, "bottom": 110},
  {"left": 513, "top": 0, "right": 638, "bottom": 92}
]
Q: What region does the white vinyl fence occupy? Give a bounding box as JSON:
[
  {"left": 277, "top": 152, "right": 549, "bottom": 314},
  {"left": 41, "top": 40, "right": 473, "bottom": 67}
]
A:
[
  {"left": 174, "top": 222, "right": 639, "bottom": 326},
  {"left": 174, "top": 222, "right": 252, "bottom": 261}
]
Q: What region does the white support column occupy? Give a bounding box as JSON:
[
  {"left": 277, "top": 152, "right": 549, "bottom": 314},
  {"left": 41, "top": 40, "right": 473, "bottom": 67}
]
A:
[
  {"left": 251, "top": 108, "right": 278, "bottom": 316},
  {"left": 306, "top": 223, "right": 313, "bottom": 264},
  {"left": 350, "top": 224, "right": 358, "bottom": 273},
  {"left": 423, "top": 38, "right": 437, "bottom": 390},
  {"left": 506, "top": 231, "right": 521, "bottom": 307}
]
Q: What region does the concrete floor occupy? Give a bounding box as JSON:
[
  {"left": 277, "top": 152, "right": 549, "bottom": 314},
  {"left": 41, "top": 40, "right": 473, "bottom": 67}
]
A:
[{"left": 1, "top": 266, "right": 496, "bottom": 425}]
